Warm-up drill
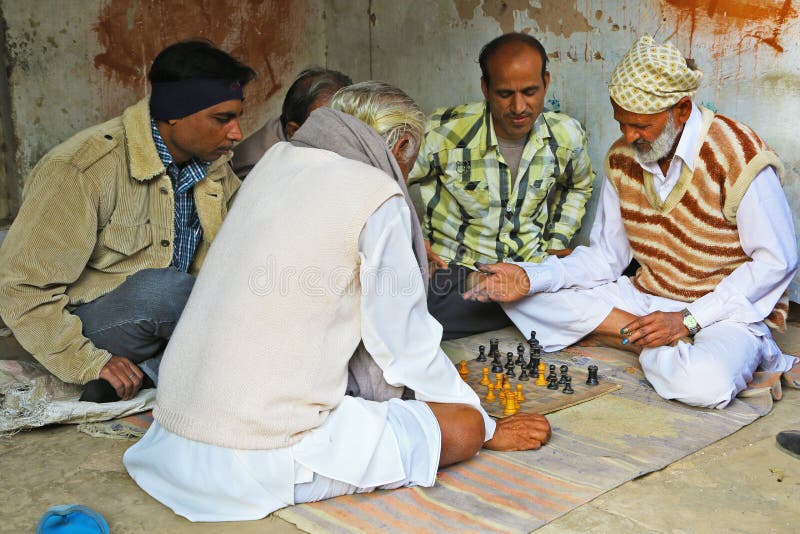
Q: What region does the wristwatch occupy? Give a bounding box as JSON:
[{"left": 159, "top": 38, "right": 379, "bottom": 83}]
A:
[{"left": 681, "top": 309, "right": 701, "bottom": 336}]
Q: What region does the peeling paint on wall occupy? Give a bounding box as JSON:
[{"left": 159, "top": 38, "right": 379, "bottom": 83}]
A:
[
  {"left": 453, "top": 0, "right": 592, "bottom": 36},
  {"left": 662, "top": 0, "right": 797, "bottom": 54},
  {"left": 92, "top": 0, "right": 311, "bottom": 123}
]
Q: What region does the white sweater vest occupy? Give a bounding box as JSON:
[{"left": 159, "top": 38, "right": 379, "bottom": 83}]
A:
[{"left": 154, "top": 143, "right": 402, "bottom": 449}]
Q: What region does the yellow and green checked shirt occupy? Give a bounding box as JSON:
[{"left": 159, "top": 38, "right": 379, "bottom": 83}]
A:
[{"left": 410, "top": 101, "right": 594, "bottom": 268}]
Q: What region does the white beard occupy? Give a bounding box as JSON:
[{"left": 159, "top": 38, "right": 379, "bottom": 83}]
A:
[{"left": 632, "top": 113, "right": 682, "bottom": 165}]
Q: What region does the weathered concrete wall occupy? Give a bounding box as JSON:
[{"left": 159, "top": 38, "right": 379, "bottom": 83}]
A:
[
  {"left": 0, "top": 0, "right": 327, "bottom": 215},
  {"left": 329, "top": 0, "right": 800, "bottom": 301}
]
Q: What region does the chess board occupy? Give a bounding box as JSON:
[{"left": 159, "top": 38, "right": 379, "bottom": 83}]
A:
[{"left": 462, "top": 357, "right": 621, "bottom": 418}]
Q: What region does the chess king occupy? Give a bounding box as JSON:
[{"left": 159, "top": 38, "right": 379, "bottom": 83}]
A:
[
  {"left": 123, "top": 82, "right": 551, "bottom": 521},
  {"left": 465, "top": 35, "right": 799, "bottom": 409}
]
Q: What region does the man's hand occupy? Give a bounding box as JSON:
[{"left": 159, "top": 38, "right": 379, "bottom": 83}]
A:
[
  {"left": 462, "top": 262, "right": 530, "bottom": 303},
  {"left": 98, "top": 356, "right": 144, "bottom": 400},
  {"left": 484, "top": 412, "right": 551, "bottom": 451},
  {"left": 425, "top": 240, "right": 448, "bottom": 274},
  {"left": 546, "top": 248, "right": 573, "bottom": 258},
  {"left": 621, "top": 311, "right": 688, "bottom": 348}
]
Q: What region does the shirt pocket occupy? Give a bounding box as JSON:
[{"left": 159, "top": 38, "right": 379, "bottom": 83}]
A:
[
  {"left": 439, "top": 149, "right": 490, "bottom": 219},
  {"left": 91, "top": 221, "right": 153, "bottom": 269}
]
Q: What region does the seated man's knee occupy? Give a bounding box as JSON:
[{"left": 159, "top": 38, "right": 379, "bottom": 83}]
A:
[
  {"left": 427, "top": 402, "right": 484, "bottom": 467},
  {"left": 125, "top": 268, "right": 195, "bottom": 318},
  {"left": 642, "top": 347, "right": 739, "bottom": 409}
]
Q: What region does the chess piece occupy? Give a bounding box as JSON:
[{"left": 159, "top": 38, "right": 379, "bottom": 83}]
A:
[
  {"left": 529, "top": 349, "right": 541, "bottom": 376},
  {"left": 458, "top": 360, "right": 469, "bottom": 381},
  {"left": 528, "top": 330, "right": 538, "bottom": 347},
  {"left": 547, "top": 374, "right": 559, "bottom": 390},
  {"left": 480, "top": 367, "right": 490, "bottom": 386},
  {"left": 485, "top": 383, "right": 496, "bottom": 402},
  {"left": 587, "top": 365, "right": 599, "bottom": 386},
  {"left": 516, "top": 343, "right": 525, "bottom": 366},
  {"left": 489, "top": 338, "right": 500, "bottom": 359},
  {"left": 505, "top": 352, "right": 515, "bottom": 370},
  {"left": 503, "top": 391, "right": 517, "bottom": 416},
  {"left": 548, "top": 364, "right": 557, "bottom": 382},
  {"left": 535, "top": 362, "right": 547, "bottom": 386},
  {"left": 490, "top": 345, "right": 503, "bottom": 373},
  {"left": 558, "top": 364, "right": 569, "bottom": 385},
  {"left": 506, "top": 364, "right": 516, "bottom": 379},
  {"left": 476, "top": 344, "right": 487, "bottom": 362},
  {"left": 562, "top": 376, "right": 574, "bottom": 394},
  {"left": 495, "top": 372, "right": 504, "bottom": 390},
  {"left": 516, "top": 384, "right": 525, "bottom": 402},
  {"left": 518, "top": 366, "right": 530, "bottom": 381}
]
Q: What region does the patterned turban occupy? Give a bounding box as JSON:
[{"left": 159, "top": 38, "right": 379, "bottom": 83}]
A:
[{"left": 608, "top": 35, "right": 703, "bottom": 114}]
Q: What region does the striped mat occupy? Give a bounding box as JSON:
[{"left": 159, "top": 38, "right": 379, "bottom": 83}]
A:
[{"left": 276, "top": 327, "right": 776, "bottom": 533}]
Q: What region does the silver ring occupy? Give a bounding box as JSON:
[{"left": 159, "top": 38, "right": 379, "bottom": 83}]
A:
[{"left": 129, "top": 373, "right": 136, "bottom": 379}]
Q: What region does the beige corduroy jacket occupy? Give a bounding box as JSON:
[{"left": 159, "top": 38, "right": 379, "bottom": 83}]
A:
[{"left": 0, "top": 98, "right": 240, "bottom": 384}]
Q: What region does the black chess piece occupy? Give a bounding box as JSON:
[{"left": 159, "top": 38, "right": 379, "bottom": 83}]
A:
[
  {"left": 547, "top": 374, "right": 559, "bottom": 390},
  {"left": 506, "top": 365, "right": 516, "bottom": 378},
  {"left": 490, "top": 349, "right": 504, "bottom": 373},
  {"left": 548, "top": 364, "right": 557, "bottom": 381},
  {"left": 558, "top": 364, "right": 569, "bottom": 385},
  {"left": 519, "top": 367, "right": 530, "bottom": 381},
  {"left": 527, "top": 346, "right": 541, "bottom": 372},
  {"left": 562, "top": 376, "right": 574, "bottom": 394},
  {"left": 476, "top": 344, "right": 487, "bottom": 362},
  {"left": 586, "top": 365, "right": 599, "bottom": 386},
  {"left": 528, "top": 330, "right": 538, "bottom": 347},
  {"left": 515, "top": 343, "right": 525, "bottom": 366},
  {"left": 505, "top": 352, "right": 515, "bottom": 370}
]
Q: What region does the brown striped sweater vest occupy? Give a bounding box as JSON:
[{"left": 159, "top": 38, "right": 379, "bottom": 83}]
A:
[{"left": 605, "top": 107, "right": 789, "bottom": 332}]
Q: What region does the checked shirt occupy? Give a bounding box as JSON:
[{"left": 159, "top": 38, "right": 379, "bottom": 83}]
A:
[
  {"left": 151, "top": 120, "right": 208, "bottom": 272},
  {"left": 409, "top": 101, "right": 594, "bottom": 268}
]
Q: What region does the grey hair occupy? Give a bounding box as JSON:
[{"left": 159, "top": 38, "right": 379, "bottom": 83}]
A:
[{"left": 329, "top": 81, "right": 425, "bottom": 160}]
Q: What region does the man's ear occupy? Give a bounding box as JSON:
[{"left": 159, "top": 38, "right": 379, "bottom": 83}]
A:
[
  {"left": 285, "top": 121, "right": 301, "bottom": 139},
  {"left": 673, "top": 97, "right": 693, "bottom": 126},
  {"left": 543, "top": 71, "right": 551, "bottom": 93},
  {"left": 480, "top": 77, "right": 489, "bottom": 100},
  {"left": 390, "top": 134, "right": 410, "bottom": 162}
]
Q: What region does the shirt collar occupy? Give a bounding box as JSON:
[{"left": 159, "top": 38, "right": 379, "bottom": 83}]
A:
[
  {"left": 484, "top": 104, "right": 550, "bottom": 152},
  {"left": 150, "top": 119, "right": 210, "bottom": 171}
]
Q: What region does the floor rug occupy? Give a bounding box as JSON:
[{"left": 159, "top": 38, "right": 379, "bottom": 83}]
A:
[{"left": 275, "top": 327, "right": 776, "bottom": 533}]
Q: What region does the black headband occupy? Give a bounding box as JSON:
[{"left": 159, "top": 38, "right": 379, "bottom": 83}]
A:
[{"left": 150, "top": 78, "right": 244, "bottom": 120}]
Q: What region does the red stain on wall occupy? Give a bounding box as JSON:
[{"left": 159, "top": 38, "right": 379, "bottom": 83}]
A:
[
  {"left": 93, "top": 0, "right": 309, "bottom": 124},
  {"left": 664, "top": 0, "right": 796, "bottom": 53}
]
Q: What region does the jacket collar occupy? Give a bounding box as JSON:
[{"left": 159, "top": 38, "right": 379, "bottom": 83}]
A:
[{"left": 122, "top": 98, "right": 232, "bottom": 182}]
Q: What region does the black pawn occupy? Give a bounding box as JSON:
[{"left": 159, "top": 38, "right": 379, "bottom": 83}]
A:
[
  {"left": 548, "top": 364, "right": 557, "bottom": 381},
  {"left": 558, "top": 364, "right": 569, "bottom": 385},
  {"left": 505, "top": 352, "right": 515, "bottom": 370},
  {"left": 519, "top": 366, "right": 530, "bottom": 381},
  {"left": 547, "top": 374, "right": 559, "bottom": 390},
  {"left": 586, "top": 365, "right": 599, "bottom": 386},
  {"left": 562, "top": 376, "right": 574, "bottom": 394},
  {"left": 516, "top": 343, "right": 525, "bottom": 366},
  {"left": 506, "top": 365, "right": 516, "bottom": 378},
  {"left": 476, "top": 344, "right": 487, "bottom": 362}
]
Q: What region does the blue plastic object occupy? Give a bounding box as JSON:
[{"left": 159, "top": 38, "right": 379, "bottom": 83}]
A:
[{"left": 37, "top": 505, "right": 110, "bottom": 534}]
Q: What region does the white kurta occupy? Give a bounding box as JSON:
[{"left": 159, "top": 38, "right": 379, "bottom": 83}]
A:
[
  {"left": 124, "top": 195, "right": 496, "bottom": 521},
  {"left": 503, "top": 104, "right": 799, "bottom": 408}
]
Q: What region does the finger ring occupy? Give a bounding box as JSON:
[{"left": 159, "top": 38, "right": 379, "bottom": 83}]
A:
[{"left": 129, "top": 373, "right": 136, "bottom": 379}]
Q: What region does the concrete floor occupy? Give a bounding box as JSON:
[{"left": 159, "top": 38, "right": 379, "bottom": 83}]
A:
[{"left": 1, "top": 324, "right": 799, "bottom": 533}]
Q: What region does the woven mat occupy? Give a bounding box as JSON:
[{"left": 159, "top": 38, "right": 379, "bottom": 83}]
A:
[
  {"left": 78, "top": 410, "right": 154, "bottom": 440},
  {"left": 276, "top": 327, "right": 777, "bottom": 533}
]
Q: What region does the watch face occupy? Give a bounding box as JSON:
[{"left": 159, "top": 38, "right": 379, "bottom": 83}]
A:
[{"left": 683, "top": 315, "right": 698, "bottom": 329}]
